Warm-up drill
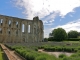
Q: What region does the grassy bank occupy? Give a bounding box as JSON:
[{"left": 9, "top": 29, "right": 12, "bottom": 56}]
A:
[{"left": 0, "top": 46, "right": 3, "bottom": 60}]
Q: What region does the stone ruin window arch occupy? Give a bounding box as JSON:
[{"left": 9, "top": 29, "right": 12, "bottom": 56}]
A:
[
  {"left": 28, "top": 25, "right": 30, "bottom": 33},
  {"left": 22, "top": 24, "right": 25, "bottom": 32},
  {"left": 9, "top": 20, "right": 11, "bottom": 27},
  {"left": 0, "top": 19, "right": 3, "bottom": 26},
  {"left": 16, "top": 21, "right": 18, "bottom": 28}
]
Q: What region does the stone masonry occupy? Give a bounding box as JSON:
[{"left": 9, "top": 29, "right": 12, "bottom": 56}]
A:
[{"left": 0, "top": 14, "right": 44, "bottom": 43}]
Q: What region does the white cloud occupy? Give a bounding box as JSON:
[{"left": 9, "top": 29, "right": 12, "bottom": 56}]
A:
[
  {"left": 45, "top": 19, "right": 80, "bottom": 37},
  {"left": 44, "top": 23, "right": 54, "bottom": 26},
  {"left": 12, "top": 0, "right": 80, "bottom": 37},
  {"left": 51, "top": 19, "right": 80, "bottom": 33},
  {"left": 13, "top": 0, "right": 80, "bottom": 20},
  {"left": 43, "top": 12, "right": 58, "bottom": 25},
  {"left": 44, "top": 29, "right": 51, "bottom": 38}
]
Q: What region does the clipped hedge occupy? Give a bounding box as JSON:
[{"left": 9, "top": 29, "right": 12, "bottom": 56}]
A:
[
  {"left": 67, "top": 38, "right": 80, "bottom": 41},
  {"left": 6, "top": 45, "right": 57, "bottom": 60},
  {"left": 41, "top": 46, "right": 78, "bottom": 52}
]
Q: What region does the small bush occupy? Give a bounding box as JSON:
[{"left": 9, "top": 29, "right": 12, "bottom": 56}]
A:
[
  {"left": 59, "top": 54, "right": 67, "bottom": 58},
  {"left": 62, "top": 57, "right": 69, "bottom": 60}
]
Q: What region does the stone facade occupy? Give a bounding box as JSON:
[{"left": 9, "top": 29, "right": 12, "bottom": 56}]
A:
[{"left": 0, "top": 15, "right": 44, "bottom": 43}]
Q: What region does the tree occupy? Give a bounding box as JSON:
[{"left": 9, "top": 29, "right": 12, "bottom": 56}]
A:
[
  {"left": 44, "top": 38, "right": 48, "bottom": 42},
  {"left": 68, "top": 30, "right": 78, "bottom": 38},
  {"left": 49, "top": 33, "right": 53, "bottom": 37},
  {"left": 52, "top": 28, "right": 67, "bottom": 41}
]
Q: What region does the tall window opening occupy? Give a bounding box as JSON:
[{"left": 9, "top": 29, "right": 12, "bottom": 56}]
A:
[
  {"left": 1, "top": 19, "right": 3, "bottom": 26},
  {"left": 9, "top": 20, "right": 11, "bottom": 27},
  {"left": 22, "top": 24, "right": 25, "bottom": 32},
  {"left": 28, "top": 25, "right": 30, "bottom": 33},
  {"left": 16, "top": 21, "right": 18, "bottom": 28}
]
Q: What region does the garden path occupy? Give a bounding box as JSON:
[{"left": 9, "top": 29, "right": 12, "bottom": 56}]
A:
[
  {"left": 38, "top": 49, "right": 74, "bottom": 58},
  {"left": 0, "top": 44, "right": 26, "bottom": 60}
]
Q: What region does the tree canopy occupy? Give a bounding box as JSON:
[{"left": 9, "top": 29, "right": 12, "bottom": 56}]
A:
[
  {"left": 68, "top": 30, "right": 78, "bottom": 38},
  {"left": 52, "top": 28, "right": 67, "bottom": 41}
]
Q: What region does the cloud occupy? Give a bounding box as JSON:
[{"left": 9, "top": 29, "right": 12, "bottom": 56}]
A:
[
  {"left": 44, "top": 19, "right": 80, "bottom": 37},
  {"left": 13, "top": 0, "right": 80, "bottom": 20},
  {"left": 12, "top": 0, "right": 80, "bottom": 37},
  {"left": 43, "top": 12, "right": 58, "bottom": 25},
  {"left": 44, "top": 29, "right": 51, "bottom": 38},
  {"left": 51, "top": 19, "right": 80, "bottom": 32}
]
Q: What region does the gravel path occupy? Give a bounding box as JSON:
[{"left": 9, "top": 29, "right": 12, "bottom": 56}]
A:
[{"left": 38, "top": 49, "right": 74, "bottom": 58}]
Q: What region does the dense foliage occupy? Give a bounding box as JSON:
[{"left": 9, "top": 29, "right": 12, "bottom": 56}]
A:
[
  {"left": 67, "top": 38, "right": 80, "bottom": 41},
  {"left": 68, "top": 30, "right": 78, "bottom": 38},
  {"left": 52, "top": 28, "right": 67, "bottom": 41},
  {"left": 39, "top": 45, "right": 79, "bottom": 52}
]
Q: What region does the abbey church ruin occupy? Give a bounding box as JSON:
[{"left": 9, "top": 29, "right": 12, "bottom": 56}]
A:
[{"left": 0, "top": 15, "right": 44, "bottom": 43}]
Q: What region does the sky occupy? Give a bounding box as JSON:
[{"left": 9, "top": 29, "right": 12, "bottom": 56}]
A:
[{"left": 0, "top": 0, "right": 80, "bottom": 38}]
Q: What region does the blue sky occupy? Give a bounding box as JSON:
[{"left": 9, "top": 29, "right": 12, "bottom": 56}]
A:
[{"left": 0, "top": 0, "right": 80, "bottom": 38}]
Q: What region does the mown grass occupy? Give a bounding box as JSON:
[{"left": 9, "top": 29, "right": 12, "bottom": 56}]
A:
[{"left": 0, "top": 47, "right": 3, "bottom": 60}]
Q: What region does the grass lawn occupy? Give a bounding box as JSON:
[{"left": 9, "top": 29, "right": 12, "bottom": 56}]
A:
[{"left": 0, "top": 49, "right": 3, "bottom": 60}]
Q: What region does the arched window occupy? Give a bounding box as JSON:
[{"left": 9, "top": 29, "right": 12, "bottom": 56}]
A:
[
  {"left": 28, "top": 25, "right": 30, "bottom": 33},
  {"left": 22, "top": 24, "right": 25, "bottom": 32}
]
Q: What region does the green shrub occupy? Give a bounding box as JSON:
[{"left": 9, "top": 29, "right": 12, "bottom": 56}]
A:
[
  {"left": 70, "top": 53, "right": 78, "bottom": 57},
  {"left": 36, "top": 56, "right": 46, "bottom": 60},
  {"left": 35, "top": 48, "right": 38, "bottom": 51},
  {"left": 67, "top": 38, "right": 80, "bottom": 41},
  {"left": 59, "top": 54, "right": 67, "bottom": 58},
  {"left": 62, "top": 57, "right": 72, "bottom": 60}
]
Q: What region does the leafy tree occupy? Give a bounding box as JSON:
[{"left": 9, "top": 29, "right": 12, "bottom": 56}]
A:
[
  {"left": 44, "top": 38, "right": 48, "bottom": 42},
  {"left": 52, "top": 28, "right": 67, "bottom": 41},
  {"left": 49, "top": 33, "right": 53, "bottom": 37},
  {"left": 68, "top": 30, "right": 78, "bottom": 38}
]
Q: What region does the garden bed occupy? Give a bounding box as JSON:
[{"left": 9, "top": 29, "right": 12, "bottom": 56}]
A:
[{"left": 4, "top": 42, "right": 80, "bottom": 60}]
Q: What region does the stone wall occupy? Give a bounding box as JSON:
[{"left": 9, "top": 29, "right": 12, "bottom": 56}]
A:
[{"left": 0, "top": 15, "right": 44, "bottom": 43}]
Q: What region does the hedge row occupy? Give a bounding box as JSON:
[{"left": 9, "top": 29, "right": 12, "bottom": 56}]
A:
[
  {"left": 5, "top": 44, "right": 80, "bottom": 60},
  {"left": 67, "top": 38, "right": 80, "bottom": 41},
  {"left": 44, "top": 47, "right": 78, "bottom": 52},
  {"left": 5, "top": 45, "right": 57, "bottom": 60},
  {"left": 38, "top": 45, "right": 80, "bottom": 52},
  {"left": 48, "top": 37, "right": 80, "bottom": 41}
]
